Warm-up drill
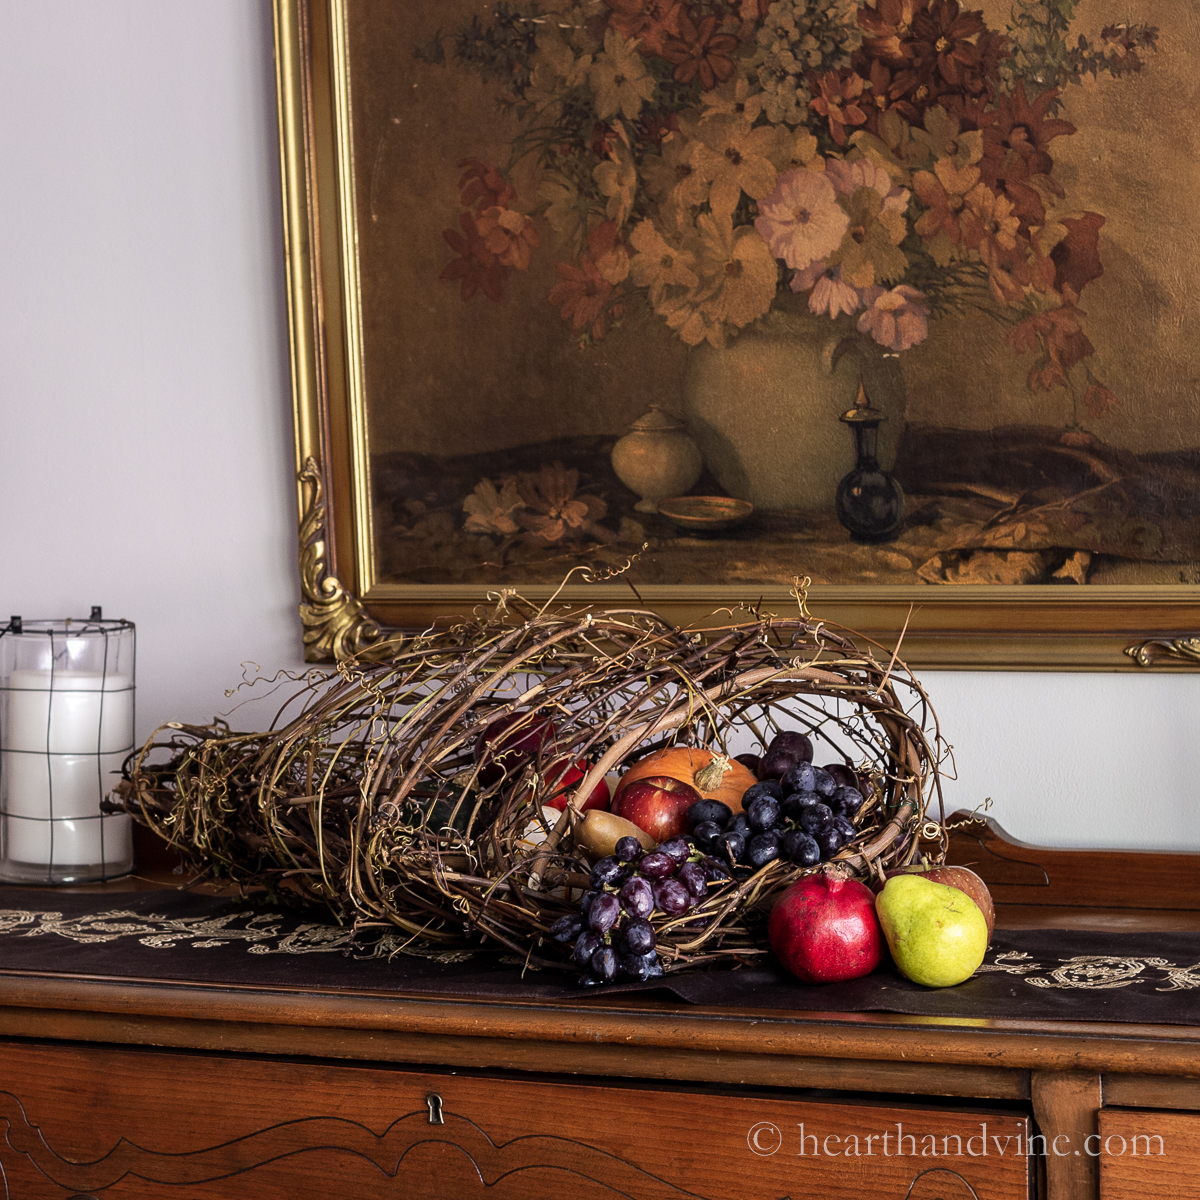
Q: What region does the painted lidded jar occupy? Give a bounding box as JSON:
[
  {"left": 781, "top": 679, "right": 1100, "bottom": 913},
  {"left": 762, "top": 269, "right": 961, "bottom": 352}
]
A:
[{"left": 611, "top": 407, "right": 703, "bottom": 513}]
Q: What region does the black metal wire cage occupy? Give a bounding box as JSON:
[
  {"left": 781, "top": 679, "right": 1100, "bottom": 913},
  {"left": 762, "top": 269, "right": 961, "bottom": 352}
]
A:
[{"left": 0, "top": 609, "right": 136, "bottom": 883}]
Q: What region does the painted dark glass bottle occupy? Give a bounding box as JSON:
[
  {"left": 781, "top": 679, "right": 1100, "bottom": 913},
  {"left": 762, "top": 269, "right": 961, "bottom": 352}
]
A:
[{"left": 836, "top": 379, "right": 904, "bottom": 543}]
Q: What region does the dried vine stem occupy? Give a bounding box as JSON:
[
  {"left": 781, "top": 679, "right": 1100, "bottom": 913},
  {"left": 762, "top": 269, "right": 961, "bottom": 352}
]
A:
[{"left": 114, "top": 596, "right": 948, "bottom": 970}]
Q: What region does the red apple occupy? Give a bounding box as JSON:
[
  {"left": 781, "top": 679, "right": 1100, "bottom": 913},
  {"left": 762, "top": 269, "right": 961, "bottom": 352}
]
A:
[
  {"left": 886, "top": 864, "right": 995, "bottom": 940},
  {"left": 768, "top": 875, "right": 884, "bottom": 984},
  {"left": 473, "top": 711, "right": 556, "bottom": 786},
  {"left": 612, "top": 775, "right": 700, "bottom": 843},
  {"left": 542, "top": 758, "right": 611, "bottom": 813}
]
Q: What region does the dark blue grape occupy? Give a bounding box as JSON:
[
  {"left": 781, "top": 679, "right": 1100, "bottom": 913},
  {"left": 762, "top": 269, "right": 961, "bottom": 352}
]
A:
[
  {"left": 580, "top": 890, "right": 598, "bottom": 918},
  {"left": 619, "top": 875, "right": 654, "bottom": 919},
  {"left": 767, "top": 730, "right": 813, "bottom": 764},
  {"left": 718, "top": 830, "right": 746, "bottom": 865},
  {"left": 781, "top": 790, "right": 820, "bottom": 820},
  {"left": 746, "top": 830, "right": 781, "bottom": 869},
  {"left": 757, "top": 749, "right": 795, "bottom": 781},
  {"left": 810, "top": 766, "right": 836, "bottom": 797},
  {"left": 614, "top": 835, "right": 644, "bottom": 863},
  {"left": 654, "top": 878, "right": 692, "bottom": 915},
  {"left": 692, "top": 820, "right": 724, "bottom": 852},
  {"left": 741, "top": 780, "right": 783, "bottom": 806},
  {"left": 823, "top": 763, "right": 860, "bottom": 790},
  {"left": 676, "top": 860, "right": 707, "bottom": 899},
  {"left": 815, "top": 825, "right": 845, "bottom": 859},
  {"left": 700, "top": 855, "right": 733, "bottom": 883},
  {"left": 588, "top": 891, "right": 621, "bottom": 934},
  {"left": 646, "top": 956, "right": 665, "bottom": 978},
  {"left": 730, "top": 813, "right": 752, "bottom": 839},
  {"left": 591, "top": 946, "right": 619, "bottom": 982},
  {"left": 622, "top": 916, "right": 656, "bottom": 955},
  {"left": 745, "top": 794, "right": 781, "bottom": 832},
  {"left": 781, "top": 761, "right": 815, "bottom": 796},
  {"left": 734, "top": 753, "right": 761, "bottom": 776},
  {"left": 781, "top": 829, "right": 820, "bottom": 867},
  {"left": 830, "top": 785, "right": 863, "bottom": 816},
  {"left": 800, "top": 802, "right": 834, "bottom": 835},
  {"left": 830, "top": 813, "right": 857, "bottom": 842},
  {"left": 550, "top": 913, "right": 584, "bottom": 943},
  {"left": 638, "top": 851, "right": 675, "bottom": 879},
  {"left": 573, "top": 930, "right": 603, "bottom": 967},
  {"left": 618, "top": 952, "right": 653, "bottom": 982},
  {"left": 688, "top": 799, "right": 733, "bottom": 829},
  {"left": 589, "top": 855, "right": 623, "bottom": 888},
  {"left": 658, "top": 836, "right": 692, "bottom": 864}
]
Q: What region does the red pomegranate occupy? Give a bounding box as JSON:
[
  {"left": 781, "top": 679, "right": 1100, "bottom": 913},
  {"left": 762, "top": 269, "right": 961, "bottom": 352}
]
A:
[{"left": 768, "top": 874, "right": 883, "bottom": 984}]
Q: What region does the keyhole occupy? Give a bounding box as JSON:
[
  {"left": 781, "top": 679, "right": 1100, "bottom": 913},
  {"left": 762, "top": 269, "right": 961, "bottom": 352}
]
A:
[{"left": 426, "top": 1092, "right": 445, "bottom": 1125}]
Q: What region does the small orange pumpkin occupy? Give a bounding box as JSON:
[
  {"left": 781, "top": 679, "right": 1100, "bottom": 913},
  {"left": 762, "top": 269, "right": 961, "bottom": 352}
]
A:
[{"left": 612, "top": 747, "right": 757, "bottom": 815}]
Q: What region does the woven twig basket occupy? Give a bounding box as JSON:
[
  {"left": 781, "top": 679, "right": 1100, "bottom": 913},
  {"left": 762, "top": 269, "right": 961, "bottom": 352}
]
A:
[{"left": 117, "top": 596, "right": 947, "bottom": 971}]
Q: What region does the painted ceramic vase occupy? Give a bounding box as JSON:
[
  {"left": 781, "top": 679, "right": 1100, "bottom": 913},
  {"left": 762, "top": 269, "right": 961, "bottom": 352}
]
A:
[{"left": 683, "top": 306, "right": 905, "bottom": 511}]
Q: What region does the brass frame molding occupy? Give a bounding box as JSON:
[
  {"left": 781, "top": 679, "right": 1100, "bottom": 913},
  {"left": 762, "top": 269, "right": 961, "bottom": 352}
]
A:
[
  {"left": 271, "top": 0, "right": 1200, "bottom": 669},
  {"left": 298, "top": 459, "right": 381, "bottom": 662}
]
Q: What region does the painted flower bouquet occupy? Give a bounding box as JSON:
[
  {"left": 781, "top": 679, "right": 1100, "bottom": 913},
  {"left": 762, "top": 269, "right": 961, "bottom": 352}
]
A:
[{"left": 424, "top": 0, "right": 1156, "bottom": 407}]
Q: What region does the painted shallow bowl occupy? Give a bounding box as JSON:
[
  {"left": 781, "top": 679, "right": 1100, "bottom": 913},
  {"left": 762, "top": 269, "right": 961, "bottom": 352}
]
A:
[{"left": 656, "top": 496, "right": 754, "bottom": 533}]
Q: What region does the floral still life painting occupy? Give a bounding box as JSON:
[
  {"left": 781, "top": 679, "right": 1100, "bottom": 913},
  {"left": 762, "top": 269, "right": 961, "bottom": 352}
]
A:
[{"left": 342, "top": 0, "right": 1200, "bottom": 591}]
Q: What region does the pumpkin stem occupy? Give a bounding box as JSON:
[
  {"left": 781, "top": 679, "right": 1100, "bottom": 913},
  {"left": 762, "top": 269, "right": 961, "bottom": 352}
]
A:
[{"left": 693, "top": 753, "right": 731, "bottom": 792}]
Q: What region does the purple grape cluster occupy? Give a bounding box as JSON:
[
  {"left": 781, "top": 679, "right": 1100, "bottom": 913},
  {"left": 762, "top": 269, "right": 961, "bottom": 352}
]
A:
[
  {"left": 550, "top": 834, "right": 733, "bottom": 986},
  {"left": 709, "top": 733, "right": 865, "bottom": 870}
]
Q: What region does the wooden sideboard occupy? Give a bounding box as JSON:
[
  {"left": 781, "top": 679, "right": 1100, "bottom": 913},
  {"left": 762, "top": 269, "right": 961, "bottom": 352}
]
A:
[{"left": 0, "top": 817, "right": 1196, "bottom": 1200}]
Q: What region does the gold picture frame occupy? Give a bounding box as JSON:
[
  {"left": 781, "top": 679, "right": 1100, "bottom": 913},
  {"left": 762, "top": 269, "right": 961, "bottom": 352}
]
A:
[{"left": 273, "top": 0, "right": 1200, "bottom": 669}]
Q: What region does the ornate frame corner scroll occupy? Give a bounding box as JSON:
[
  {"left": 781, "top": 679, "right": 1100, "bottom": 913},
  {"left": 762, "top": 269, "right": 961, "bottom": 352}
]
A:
[
  {"left": 1125, "top": 637, "right": 1200, "bottom": 669},
  {"left": 272, "top": 0, "right": 1200, "bottom": 670},
  {"left": 297, "top": 459, "right": 381, "bottom": 662}
]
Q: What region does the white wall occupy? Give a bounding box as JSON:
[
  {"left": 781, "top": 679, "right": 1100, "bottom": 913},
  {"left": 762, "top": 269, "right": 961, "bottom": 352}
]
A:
[{"left": 2, "top": 1, "right": 1197, "bottom": 852}]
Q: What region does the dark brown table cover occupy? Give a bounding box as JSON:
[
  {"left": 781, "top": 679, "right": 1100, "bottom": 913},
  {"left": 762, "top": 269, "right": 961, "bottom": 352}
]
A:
[{"left": 0, "top": 888, "right": 1197, "bottom": 1024}]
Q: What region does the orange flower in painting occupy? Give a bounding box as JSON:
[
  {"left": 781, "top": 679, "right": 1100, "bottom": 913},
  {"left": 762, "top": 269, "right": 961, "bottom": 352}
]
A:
[
  {"left": 858, "top": 0, "right": 931, "bottom": 63},
  {"left": 1084, "top": 381, "right": 1119, "bottom": 419},
  {"left": 980, "top": 81, "right": 1075, "bottom": 182},
  {"left": 809, "top": 70, "right": 869, "bottom": 146},
  {"left": 605, "top": 0, "right": 684, "bottom": 57},
  {"left": 515, "top": 463, "right": 615, "bottom": 545},
  {"left": 913, "top": 159, "right": 980, "bottom": 246},
  {"left": 440, "top": 214, "right": 507, "bottom": 303},
  {"left": 547, "top": 222, "right": 628, "bottom": 340},
  {"left": 660, "top": 13, "right": 739, "bottom": 90},
  {"left": 961, "top": 182, "right": 1019, "bottom": 267},
  {"left": 1008, "top": 302, "right": 1095, "bottom": 392},
  {"left": 907, "top": 0, "right": 986, "bottom": 88},
  {"left": 457, "top": 159, "right": 517, "bottom": 214},
  {"left": 1051, "top": 213, "right": 1105, "bottom": 298},
  {"left": 476, "top": 206, "right": 539, "bottom": 271}
]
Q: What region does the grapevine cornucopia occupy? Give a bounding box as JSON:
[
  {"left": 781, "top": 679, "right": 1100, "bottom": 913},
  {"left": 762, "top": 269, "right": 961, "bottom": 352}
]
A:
[{"left": 114, "top": 591, "right": 950, "bottom": 977}]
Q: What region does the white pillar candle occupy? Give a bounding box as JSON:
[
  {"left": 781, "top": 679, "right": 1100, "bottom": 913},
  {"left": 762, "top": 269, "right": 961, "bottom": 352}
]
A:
[
  {"left": 5, "top": 669, "right": 133, "bottom": 753},
  {"left": 2, "top": 669, "right": 133, "bottom": 868}
]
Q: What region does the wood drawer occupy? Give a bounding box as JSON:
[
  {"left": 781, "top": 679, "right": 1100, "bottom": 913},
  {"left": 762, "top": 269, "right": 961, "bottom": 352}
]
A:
[
  {"left": 1100, "top": 1108, "right": 1200, "bottom": 1199},
  {"left": 0, "top": 1040, "right": 1031, "bottom": 1199}
]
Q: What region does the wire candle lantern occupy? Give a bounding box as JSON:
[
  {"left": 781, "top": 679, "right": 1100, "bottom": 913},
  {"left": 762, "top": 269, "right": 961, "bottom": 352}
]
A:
[{"left": 0, "top": 610, "right": 135, "bottom": 883}]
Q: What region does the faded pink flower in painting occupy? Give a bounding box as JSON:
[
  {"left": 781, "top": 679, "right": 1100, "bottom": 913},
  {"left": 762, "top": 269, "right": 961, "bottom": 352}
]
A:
[
  {"left": 824, "top": 157, "right": 910, "bottom": 214},
  {"left": 754, "top": 168, "right": 848, "bottom": 271},
  {"left": 857, "top": 284, "right": 930, "bottom": 350},
  {"left": 790, "top": 261, "right": 861, "bottom": 318}
]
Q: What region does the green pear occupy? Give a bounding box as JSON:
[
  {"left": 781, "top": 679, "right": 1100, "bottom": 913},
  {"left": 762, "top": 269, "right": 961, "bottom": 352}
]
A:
[{"left": 876, "top": 874, "right": 988, "bottom": 988}]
